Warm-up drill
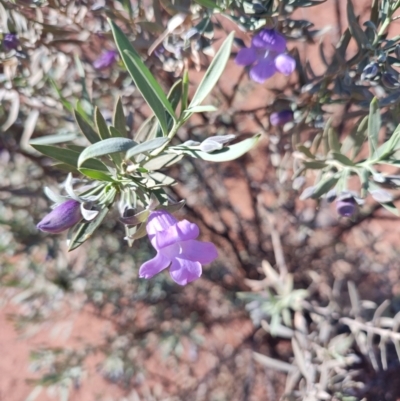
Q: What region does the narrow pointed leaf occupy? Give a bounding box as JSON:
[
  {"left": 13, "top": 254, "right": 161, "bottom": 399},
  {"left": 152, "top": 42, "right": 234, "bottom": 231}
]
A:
[
  {"left": 31, "top": 144, "right": 108, "bottom": 171},
  {"left": 189, "top": 32, "right": 234, "bottom": 108},
  {"left": 68, "top": 205, "right": 111, "bottom": 251},
  {"left": 78, "top": 138, "right": 138, "bottom": 167},
  {"left": 109, "top": 20, "right": 175, "bottom": 135},
  {"left": 30, "top": 133, "right": 78, "bottom": 145},
  {"left": 126, "top": 137, "right": 169, "bottom": 159},
  {"left": 109, "top": 126, "right": 125, "bottom": 138},
  {"left": 182, "top": 134, "right": 260, "bottom": 162},
  {"left": 74, "top": 110, "right": 100, "bottom": 144},
  {"left": 95, "top": 107, "right": 110, "bottom": 140},
  {"left": 331, "top": 152, "right": 355, "bottom": 166},
  {"left": 79, "top": 168, "right": 115, "bottom": 182},
  {"left": 347, "top": 0, "right": 370, "bottom": 50},
  {"left": 368, "top": 97, "right": 380, "bottom": 157},
  {"left": 113, "top": 97, "right": 128, "bottom": 137}
]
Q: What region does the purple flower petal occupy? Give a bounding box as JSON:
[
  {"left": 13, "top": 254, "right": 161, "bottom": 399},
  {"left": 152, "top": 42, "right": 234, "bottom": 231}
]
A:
[
  {"left": 37, "top": 200, "right": 81, "bottom": 234},
  {"left": 139, "top": 210, "right": 218, "bottom": 285},
  {"left": 274, "top": 54, "right": 296, "bottom": 76},
  {"left": 93, "top": 50, "right": 118, "bottom": 70},
  {"left": 155, "top": 219, "right": 199, "bottom": 249},
  {"left": 270, "top": 110, "right": 294, "bottom": 126},
  {"left": 169, "top": 258, "right": 202, "bottom": 285},
  {"left": 249, "top": 58, "right": 276, "bottom": 83},
  {"left": 147, "top": 210, "right": 178, "bottom": 236},
  {"left": 252, "top": 29, "right": 286, "bottom": 53},
  {"left": 139, "top": 252, "right": 171, "bottom": 279},
  {"left": 235, "top": 47, "right": 257, "bottom": 66},
  {"left": 3, "top": 33, "right": 19, "bottom": 51},
  {"left": 181, "top": 240, "right": 218, "bottom": 264}
]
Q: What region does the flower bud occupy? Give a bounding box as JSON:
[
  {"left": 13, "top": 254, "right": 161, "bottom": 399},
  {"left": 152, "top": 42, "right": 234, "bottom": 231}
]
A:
[
  {"left": 382, "top": 72, "right": 400, "bottom": 89},
  {"left": 361, "top": 62, "right": 379, "bottom": 80},
  {"left": 93, "top": 50, "right": 118, "bottom": 70},
  {"left": 336, "top": 196, "right": 357, "bottom": 217},
  {"left": 270, "top": 110, "right": 294, "bottom": 126},
  {"left": 37, "top": 200, "right": 82, "bottom": 233},
  {"left": 3, "top": 33, "right": 19, "bottom": 51}
]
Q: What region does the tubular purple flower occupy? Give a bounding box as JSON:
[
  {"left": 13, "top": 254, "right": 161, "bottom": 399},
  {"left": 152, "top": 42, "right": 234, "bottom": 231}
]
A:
[
  {"left": 37, "top": 200, "right": 82, "bottom": 234},
  {"left": 3, "top": 33, "right": 19, "bottom": 51},
  {"left": 139, "top": 210, "right": 218, "bottom": 285},
  {"left": 235, "top": 29, "right": 295, "bottom": 84},
  {"left": 93, "top": 50, "right": 118, "bottom": 70},
  {"left": 270, "top": 110, "right": 294, "bottom": 126},
  {"left": 336, "top": 196, "right": 357, "bottom": 218}
]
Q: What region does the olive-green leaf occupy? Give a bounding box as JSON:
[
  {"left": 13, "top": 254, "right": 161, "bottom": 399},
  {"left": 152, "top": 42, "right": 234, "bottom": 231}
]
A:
[
  {"left": 68, "top": 205, "right": 111, "bottom": 251},
  {"left": 347, "top": 0, "right": 370, "bottom": 50},
  {"left": 189, "top": 32, "right": 234, "bottom": 109},
  {"left": 109, "top": 20, "right": 175, "bottom": 136},
  {"left": 113, "top": 97, "right": 128, "bottom": 137},
  {"left": 31, "top": 144, "right": 108, "bottom": 171},
  {"left": 95, "top": 107, "right": 110, "bottom": 140},
  {"left": 368, "top": 97, "right": 380, "bottom": 157},
  {"left": 74, "top": 110, "right": 100, "bottom": 144},
  {"left": 331, "top": 152, "right": 355, "bottom": 166},
  {"left": 79, "top": 168, "right": 115, "bottom": 182},
  {"left": 126, "top": 137, "right": 169, "bottom": 159},
  {"left": 182, "top": 134, "right": 260, "bottom": 162},
  {"left": 30, "top": 133, "right": 78, "bottom": 145},
  {"left": 77, "top": 138, "right": 138, "bottom": 167}
]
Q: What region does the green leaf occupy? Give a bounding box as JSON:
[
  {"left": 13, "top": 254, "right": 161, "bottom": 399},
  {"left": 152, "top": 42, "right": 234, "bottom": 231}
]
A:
[
  {"left": 126, "top": 137, "right": 169, "bottom": 159},
  {"left": 74, "top": 110, "right": 100, "bottom": 144},
  {"left": 181, "top": 70, "right": 189, "bottom": 113},
  {"left": 331, "top": 152, "right": 355, "bottom": 166},
  {"left": 143, "top": 153, "right": 184, "bottom": 170},
  {"left": 296, "top": 145, "right": 315, "bottom": 159},
  {"left": 341, "top": 115, "right": 368, "bottom": 158},
  {"left": 168, "top": 79, "right": 183, "bottom": 111},
  {"left": 311, "top": 176, "right": 339, "bottom": 199},
  {"left": 95, "top": 107, "right": 124, "bottom": 166},
  {"left": 79, "top": 168, "right": 115, "bottom": 182},
  {"left": 31, "top": 144, "right": 108, "bottom": 171},
  {"left": 95, "top": 107, "right": 110, "bottom": 140},
  {"left": 50, "top": 79, "right": 73, "bottom": 113},
  {"left": 113, "top": 97, "right": 128, "bottom": 137},
  {"left": 134, "top": 116, "right": 158, "bottom": 143},
  {"left": 193, "top": 0, "right": 219, "bottom": 9},
  {"left": 109, "top": 20, "right": 175, "bottom": 136},
  {"left": 184, "top": 105, "right": 217, "bottom": 114},
  {"left": 30, "top": 133, "right": 78, "bottom": 145},
  {"left": 303, "top": 161, "right": 327, "bottom": 169},
  {"left": 374, "top": 126, "right": 400, "bottom": 160},
  {"left": 77, "top": 137, "right": 138, "bottom": 167},
  {"left": 109, "top": 126, "right": 125, "bottom": 138},
  {"left": 368, "top": 97, "right": 380, "bottom": 157},
  {"left": 189, "top": 32, "right": 234, "bottom": 109},
  {"left": 347, "top": 0, "right": 370, "bottom": 50},
  {"left": 328, "top": 128, "right": 341, "bottom": 152},
  {"left": 68, "top": 205, "right": 111, "bottom": 251},
  {"left": 181, "top": 134, "right": 260, "bottom": 162}
]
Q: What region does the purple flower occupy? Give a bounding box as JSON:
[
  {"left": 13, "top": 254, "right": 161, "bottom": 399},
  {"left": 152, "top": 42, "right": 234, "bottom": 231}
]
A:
[
  {"left": 3, "top": 33, "right": 19, "bottom": 51},
  {"left": 37, "top": 200, "right": 82, "bottom": 234},
  {"left": 93, "top": 50, "right": 118, "bottom": 70},
  {"left": 336, "top": 196, "right": 357, "bottom": 217},
  {"left": 235, "top": 29, "right": 296, "bottom": 83},
  {"left": 139, "top": 210, "right": 218, "bottom": 285},
  {"left": 270, "top": 110, "right": 294, "bottom": 126}
]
